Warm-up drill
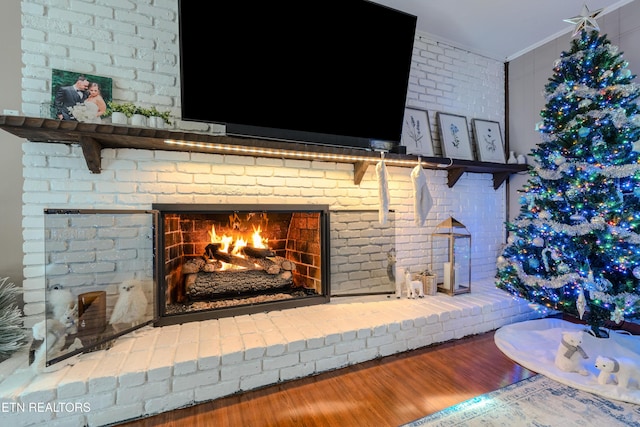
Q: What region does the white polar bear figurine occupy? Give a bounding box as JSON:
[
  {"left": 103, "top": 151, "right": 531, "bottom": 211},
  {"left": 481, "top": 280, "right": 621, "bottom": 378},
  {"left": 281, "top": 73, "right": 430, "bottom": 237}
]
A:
[
  {"left": 555, "top": 330, "right": 589, "bottom": 376},
  {"left": 595, "top": 355, "right": 640, "bottom": 389}
]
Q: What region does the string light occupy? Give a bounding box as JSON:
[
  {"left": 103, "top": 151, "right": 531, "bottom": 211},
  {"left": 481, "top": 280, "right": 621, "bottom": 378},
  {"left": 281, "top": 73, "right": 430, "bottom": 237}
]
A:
[{"left": 164, "top": 139, "right": 452, "bottom": 169}]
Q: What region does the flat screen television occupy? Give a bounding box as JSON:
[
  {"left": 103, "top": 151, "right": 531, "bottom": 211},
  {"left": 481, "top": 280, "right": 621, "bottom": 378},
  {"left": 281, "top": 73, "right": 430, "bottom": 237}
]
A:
[{"left": 178, "top": 1, "right": 417, "bottom": 149}]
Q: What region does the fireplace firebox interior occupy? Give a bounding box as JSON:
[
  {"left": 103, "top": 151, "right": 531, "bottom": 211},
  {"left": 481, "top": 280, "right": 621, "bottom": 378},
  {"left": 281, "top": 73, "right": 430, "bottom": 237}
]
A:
[{"left": 154, "top": 204, "right": 330, "bottom": 325}]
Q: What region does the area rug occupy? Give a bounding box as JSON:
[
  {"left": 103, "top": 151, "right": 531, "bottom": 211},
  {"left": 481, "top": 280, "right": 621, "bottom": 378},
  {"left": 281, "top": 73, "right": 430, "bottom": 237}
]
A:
[
  {"left": 494, "top": 318, "right": 640, "bottom": 405},
  {"left": 401, "top": 374, "right": 640, "bottom": 426}
]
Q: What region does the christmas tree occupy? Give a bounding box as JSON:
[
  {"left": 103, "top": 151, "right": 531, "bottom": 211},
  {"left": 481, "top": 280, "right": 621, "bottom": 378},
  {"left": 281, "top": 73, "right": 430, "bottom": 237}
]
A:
[{"left": 496, "top": 17, "right": 640, "bottom": 337}]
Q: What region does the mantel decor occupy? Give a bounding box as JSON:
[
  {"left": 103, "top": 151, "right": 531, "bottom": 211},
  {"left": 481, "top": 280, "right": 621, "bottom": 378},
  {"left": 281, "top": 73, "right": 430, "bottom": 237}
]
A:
[
  {"left": 431, "top": 217, "right": 472, "bottom": 296},
  {"left": 472, "top": 119, "right": 506, "bottom": 163},
  {"left": 0, "top": 115, "right": 528, "bottom": 189},
  {"left": 437, "top": 112, "right": 474, "bottom": 161},
  {"left": 400, "top": 108, "right": 434, "bottom": 157}
]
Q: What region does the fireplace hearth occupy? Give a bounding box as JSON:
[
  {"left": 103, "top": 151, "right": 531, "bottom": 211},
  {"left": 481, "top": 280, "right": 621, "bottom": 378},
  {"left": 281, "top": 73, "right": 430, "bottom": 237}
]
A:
[{"left": 154, "top": 204, "right": 330, "bottom": 325}]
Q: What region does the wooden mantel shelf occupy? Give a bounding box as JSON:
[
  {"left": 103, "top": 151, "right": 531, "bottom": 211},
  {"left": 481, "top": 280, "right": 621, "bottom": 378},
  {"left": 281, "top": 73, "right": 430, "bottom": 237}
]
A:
[{"left": 0, "top": 115, "right": 528, "bottom": 188}]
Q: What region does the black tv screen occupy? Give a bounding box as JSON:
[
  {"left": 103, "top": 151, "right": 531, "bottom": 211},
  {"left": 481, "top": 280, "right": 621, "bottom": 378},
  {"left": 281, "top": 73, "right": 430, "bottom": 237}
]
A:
[{"left": 178, "top": 1, "right": 416, "bottom": 149}]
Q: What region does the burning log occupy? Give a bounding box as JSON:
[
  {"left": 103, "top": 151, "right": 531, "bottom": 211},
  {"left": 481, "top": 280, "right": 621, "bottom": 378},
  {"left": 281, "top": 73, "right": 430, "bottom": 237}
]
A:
[
  {"left": 185, "top": 270, "right": 294, "bottom": 300},
  {"left": 242, "top": 246, "right": 275, "bottom": 258},
  {"left": 270, "top": 256, "right": 295, "bottom": 272},
  {"left": 204, "top": 243, "right": 263, "bottom": 270},
  {"left": 193, "top": 245, "right": 298, "bottom": 277},
  {"left": 253, "top": 256, "right": 295, "bottom": 275}
]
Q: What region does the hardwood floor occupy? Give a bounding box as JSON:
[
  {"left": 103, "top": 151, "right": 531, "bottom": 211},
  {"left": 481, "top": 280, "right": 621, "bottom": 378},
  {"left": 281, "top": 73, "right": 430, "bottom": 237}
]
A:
[{"left": 118, "top": 330, "right": 536, "bottom": 427}]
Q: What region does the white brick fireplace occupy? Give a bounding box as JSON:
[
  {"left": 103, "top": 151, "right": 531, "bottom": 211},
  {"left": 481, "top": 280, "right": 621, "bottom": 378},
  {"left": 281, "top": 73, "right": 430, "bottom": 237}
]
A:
[{"left": 20, "top": 141, "right": 508, "bottom": 328}]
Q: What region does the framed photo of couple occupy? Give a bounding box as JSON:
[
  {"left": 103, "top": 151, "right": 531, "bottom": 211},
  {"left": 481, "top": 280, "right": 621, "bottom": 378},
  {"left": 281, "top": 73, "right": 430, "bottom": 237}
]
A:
[{"left": 48, "top": 69, "right": 113, "bottom": 121}]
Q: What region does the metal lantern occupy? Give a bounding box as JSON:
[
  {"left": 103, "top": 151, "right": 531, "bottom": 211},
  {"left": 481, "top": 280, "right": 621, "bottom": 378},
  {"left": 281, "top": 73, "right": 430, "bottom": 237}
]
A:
[{"left": 431, "top": 217, "right": 471, "bottom": 296}]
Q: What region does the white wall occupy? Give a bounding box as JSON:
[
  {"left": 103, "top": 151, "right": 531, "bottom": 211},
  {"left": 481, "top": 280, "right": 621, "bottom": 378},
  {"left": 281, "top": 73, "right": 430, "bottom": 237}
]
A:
[
  {"left": 12, "top": 0, "right": 508, "bottom": 327},
  {"left": 507, "top": 0, "right": 640, "bottom": 219},
  {"left": 0, "top": 1, "right": 24, "bottom": 286}
]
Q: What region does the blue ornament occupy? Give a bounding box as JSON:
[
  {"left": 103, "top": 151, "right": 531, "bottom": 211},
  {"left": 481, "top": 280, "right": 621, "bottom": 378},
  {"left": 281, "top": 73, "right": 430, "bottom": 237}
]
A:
[
  {"left": 529, "top": 258, "right": 540, "bottom": 269},
  {"left": 578, "top": 127, "right": 591, "bottom": 138}
]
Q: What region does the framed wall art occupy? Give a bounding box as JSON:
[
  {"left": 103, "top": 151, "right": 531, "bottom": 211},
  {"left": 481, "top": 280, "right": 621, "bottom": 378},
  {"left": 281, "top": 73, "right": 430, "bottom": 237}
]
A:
[
  {"left": 436, "top": 113, "right": 474, "bottom": 160},
  {"left": 49, "top": 69, "right": 113, "bottom": 121},
  {"left": 472, "top": 119, "right": 505, "bottom": 163},
  {"left": 400, "top": 108, "right": 434, "bottom": 157}
]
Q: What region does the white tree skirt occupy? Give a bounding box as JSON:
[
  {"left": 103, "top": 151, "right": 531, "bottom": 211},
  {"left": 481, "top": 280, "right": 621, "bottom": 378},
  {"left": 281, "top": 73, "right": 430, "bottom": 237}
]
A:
[{"left": 495, "top": 318, "right": 640, "bottom": 405}]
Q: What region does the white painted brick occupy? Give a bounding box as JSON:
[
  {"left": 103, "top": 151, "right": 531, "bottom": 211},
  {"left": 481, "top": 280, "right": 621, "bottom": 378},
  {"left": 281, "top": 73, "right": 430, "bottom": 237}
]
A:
[
  {"left": 241, "top": 334, "right": 266, "bottom": 360},
  {"left": 173, "top": 342, "right": 198, "bottom": 375},
  {"left": 197, "top": 339, "right": 221, "bottom": 370},
  {"left": 367, "top": 334, "right": 394, "bottom": 349},
  {"left": 315, "top": 354, "right": 349, "bottom": 372},
  {"left": 116, "top": 379, "right": 170, "bottom": 405},
  {"left": 347, "top": 348, "right": 379, "bottom": 364},
  {"left": 147, "top": 347, "right": 175, "bottom": 381},
  {"left": 299, "top": 345, "right": 334, "bottom": 363},
  {"left": 118, "top": 351, "right": 150, "bottom": 388},
  {"left": 177, "top": 323, "right": 201, "bottom": 343},
  {"left": 280, "top": 361, "right": 316, "bottom": 382},
  {"left": 1, "top": 408, "right": 53, "bottom": 427},
  {"left": 193, "top": 379, "right": 240, "bottom": 403},
  {"left": 45, "top": 413, "right": 87, "bottom": 427},
  {"left": 77, "top": 390, "right": 117, "bottom": 412},
  {"left": 262, "top": 353, "right": 299, "bottom": 371},
  {"left": 219, "top": 360, "right": 261, "bottom": 382},
  {"left": 239, "top": 370, "right": 280, "bottom": 391},
  {"left": 143, "top": 389, "right": 194, "bottom": 414},
  {"left": 88, "top": 401, "right": 144, "bottom": 427},
  {"left": 172, "top": 369, "right": 219, "bottom": 393}
]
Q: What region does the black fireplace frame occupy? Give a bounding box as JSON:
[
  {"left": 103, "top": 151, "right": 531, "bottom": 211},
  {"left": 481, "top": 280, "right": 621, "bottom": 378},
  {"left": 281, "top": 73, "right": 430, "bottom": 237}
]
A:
[{"left": 153, "top": 203, "right": 331, "bottom": 326}]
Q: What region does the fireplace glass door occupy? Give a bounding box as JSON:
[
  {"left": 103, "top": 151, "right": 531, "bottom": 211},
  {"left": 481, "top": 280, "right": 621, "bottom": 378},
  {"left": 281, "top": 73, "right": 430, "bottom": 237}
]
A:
[{"left": 42, "top": 209, "right": 158, "bottom": 366}]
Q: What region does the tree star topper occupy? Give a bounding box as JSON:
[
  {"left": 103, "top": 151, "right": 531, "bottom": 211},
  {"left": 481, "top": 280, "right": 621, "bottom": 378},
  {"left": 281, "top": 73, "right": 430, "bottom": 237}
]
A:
[{"left": 564, "top": 5, "right": 603, "bottom": 37}]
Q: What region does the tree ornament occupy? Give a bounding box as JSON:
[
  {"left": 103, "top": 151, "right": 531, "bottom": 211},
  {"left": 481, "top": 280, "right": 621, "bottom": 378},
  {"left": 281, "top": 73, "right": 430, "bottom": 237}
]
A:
[
  {"left": 529, "top": 258, "right": 540, "bottom": 269},
  {"left": 611, "top": 307, "right": 624, "bottom": 324},
  {"left": 577, "top": 288, "right": 586, "bottom": 320},
  {"left": 578, "top": 99, "right": 592, "bottom": 109},
  {"left": 633, "top": 266, "right": 640, "bottom": 279},
  {"left": 532, "top": 237, "right": 545, "bottom": 247},
  {"left": 563, "top": 5, "right": 603, "bottom": 37}
]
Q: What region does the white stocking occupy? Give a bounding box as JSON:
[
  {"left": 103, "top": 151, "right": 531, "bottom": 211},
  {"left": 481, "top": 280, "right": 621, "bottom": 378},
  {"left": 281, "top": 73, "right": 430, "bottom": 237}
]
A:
[
  {"left": 376, "top": 159, "right": 390, "bottom": 225},
  {"left": 411, "top": 163, "right": 432, "bottom": 226}
]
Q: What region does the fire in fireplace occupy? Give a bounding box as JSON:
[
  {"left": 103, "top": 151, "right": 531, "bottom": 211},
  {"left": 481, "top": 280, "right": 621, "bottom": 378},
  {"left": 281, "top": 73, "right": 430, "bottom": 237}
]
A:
[{"left": 153, "top": 204, "right": 330, "bottom": 325}]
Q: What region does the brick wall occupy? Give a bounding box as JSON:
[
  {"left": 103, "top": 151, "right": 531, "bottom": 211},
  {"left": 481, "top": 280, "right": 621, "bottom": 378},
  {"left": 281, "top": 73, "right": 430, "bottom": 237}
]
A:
[{"left": 17, "top": 0, "right": 508, "bottom": 327}]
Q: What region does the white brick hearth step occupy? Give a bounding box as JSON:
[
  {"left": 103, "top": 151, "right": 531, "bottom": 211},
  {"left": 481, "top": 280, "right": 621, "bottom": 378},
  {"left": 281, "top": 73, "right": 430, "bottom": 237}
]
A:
[{"left": 0, "top": 281, "right": 540, "bottom": 427}]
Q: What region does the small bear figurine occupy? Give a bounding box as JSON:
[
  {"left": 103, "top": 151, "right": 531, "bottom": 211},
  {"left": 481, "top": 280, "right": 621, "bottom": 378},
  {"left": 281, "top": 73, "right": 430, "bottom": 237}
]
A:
[
  {"left": 595, "top": 355, "right": 640, "bottom": 389},
  {"left": 555, "top": 330, "right": 589, "bottom": 376}
]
